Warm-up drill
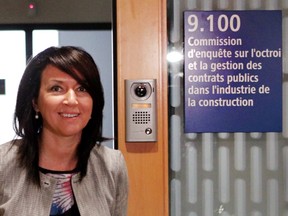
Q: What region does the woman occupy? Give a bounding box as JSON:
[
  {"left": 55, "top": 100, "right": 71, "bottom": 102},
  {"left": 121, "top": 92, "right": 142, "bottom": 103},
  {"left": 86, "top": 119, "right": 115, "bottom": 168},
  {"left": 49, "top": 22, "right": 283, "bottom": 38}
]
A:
[{"left": 0, "top": 46, "right": 128, "bottom": 215}]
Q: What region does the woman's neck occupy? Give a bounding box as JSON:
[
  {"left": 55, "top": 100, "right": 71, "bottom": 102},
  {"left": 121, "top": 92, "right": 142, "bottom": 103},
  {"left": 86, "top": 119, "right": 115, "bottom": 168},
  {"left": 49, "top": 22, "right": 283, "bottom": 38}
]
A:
[{"left": 38, "top": 131, "right": 80, "bottom": 171}]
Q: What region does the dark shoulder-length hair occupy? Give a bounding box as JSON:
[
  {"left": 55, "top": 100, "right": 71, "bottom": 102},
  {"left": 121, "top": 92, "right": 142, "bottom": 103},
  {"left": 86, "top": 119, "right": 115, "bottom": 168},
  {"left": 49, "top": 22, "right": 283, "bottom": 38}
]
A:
[{"left": 13, "top": 46, "right": 106, "bottom": 186}]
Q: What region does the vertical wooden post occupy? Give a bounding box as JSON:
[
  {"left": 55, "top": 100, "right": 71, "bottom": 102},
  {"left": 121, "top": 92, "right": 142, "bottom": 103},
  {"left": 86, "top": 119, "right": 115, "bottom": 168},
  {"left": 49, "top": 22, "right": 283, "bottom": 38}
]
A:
[{"left": 116, "top": 0, "right": 168, "bottom": 215}]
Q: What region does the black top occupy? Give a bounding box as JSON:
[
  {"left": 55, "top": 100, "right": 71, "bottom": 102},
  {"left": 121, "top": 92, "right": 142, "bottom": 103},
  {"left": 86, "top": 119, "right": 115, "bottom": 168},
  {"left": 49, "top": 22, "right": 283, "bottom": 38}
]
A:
[{"left": 39, "top": 167, "right": 80, "bottom": 216}]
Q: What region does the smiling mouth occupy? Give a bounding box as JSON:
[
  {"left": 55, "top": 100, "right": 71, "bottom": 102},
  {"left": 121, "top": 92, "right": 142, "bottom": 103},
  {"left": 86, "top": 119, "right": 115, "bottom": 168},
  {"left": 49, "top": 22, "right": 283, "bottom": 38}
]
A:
[{"left": 60, "top": 113, "right": 80, "bottom": 118}]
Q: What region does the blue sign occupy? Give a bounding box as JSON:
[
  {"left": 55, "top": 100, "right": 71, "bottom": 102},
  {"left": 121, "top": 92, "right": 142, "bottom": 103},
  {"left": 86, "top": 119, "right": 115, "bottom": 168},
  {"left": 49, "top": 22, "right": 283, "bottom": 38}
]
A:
[{"left": 184, "top": 11, "right": 282, "bottom": 133}]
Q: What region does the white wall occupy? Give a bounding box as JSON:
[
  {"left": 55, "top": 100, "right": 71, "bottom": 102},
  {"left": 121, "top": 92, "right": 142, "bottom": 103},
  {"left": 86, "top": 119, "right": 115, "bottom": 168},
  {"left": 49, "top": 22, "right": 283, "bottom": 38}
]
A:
[{"left": 0, "top": 31, "right": 26, "bottom": 144}]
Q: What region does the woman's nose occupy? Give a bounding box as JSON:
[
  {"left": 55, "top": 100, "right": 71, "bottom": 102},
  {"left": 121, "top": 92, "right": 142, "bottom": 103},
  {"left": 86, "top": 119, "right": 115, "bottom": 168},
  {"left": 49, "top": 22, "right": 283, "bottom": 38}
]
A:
[{"left": 63, "top": 89, "right": 79, "bottom": 105}]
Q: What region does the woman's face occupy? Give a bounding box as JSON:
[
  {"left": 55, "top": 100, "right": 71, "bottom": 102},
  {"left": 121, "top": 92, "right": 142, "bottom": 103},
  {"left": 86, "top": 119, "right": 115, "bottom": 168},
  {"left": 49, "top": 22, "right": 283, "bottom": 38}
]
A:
[{"left": 34, "top": 65, "right": 93, "bottom": 139}]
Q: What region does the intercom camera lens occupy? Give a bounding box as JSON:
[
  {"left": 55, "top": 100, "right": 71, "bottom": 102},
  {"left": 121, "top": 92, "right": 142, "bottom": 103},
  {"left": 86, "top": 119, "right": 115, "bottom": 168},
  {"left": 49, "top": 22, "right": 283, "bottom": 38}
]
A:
[{"left": 134, "top": 84, "right": 147, "bottom": 97}]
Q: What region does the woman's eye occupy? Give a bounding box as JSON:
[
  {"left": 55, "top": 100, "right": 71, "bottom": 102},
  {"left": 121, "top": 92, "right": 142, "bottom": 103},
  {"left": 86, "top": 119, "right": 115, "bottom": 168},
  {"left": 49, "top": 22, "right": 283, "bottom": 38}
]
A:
[
  {"left": 78, "top": 86, "right": 87, "bottom": 92},
  {"left": 50, "top": 86, "right": 62, "bottom": 92}
]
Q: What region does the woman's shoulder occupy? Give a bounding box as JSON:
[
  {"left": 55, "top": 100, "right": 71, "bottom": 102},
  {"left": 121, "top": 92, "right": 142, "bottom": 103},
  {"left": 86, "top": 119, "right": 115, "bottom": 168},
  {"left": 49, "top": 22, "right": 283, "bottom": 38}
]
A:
[
  {"left": 0, "top": 140, "right": 19, "bottom": 156},
  {"left": 90, "top": 144, "right": 124, "bottom": 161},
  {"left": 89, "top": 144, "right": 127, "bottom": 172},
  {"left": 0, "top": 140, "right": 20, "bottom": 168}
]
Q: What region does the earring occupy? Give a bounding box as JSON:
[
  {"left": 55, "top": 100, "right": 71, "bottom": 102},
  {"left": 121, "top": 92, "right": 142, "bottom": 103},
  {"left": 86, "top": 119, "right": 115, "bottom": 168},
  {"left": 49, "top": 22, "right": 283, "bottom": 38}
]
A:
[{"left": 35, "top": 112, "right": 39, "bottom": 119}]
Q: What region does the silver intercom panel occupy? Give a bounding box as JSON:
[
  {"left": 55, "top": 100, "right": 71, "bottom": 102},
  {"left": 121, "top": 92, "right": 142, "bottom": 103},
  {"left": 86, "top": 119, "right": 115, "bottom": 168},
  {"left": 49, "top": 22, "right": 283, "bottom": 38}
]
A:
[{"left": 125, "top": 79, "right": 157, "bottom": 142}]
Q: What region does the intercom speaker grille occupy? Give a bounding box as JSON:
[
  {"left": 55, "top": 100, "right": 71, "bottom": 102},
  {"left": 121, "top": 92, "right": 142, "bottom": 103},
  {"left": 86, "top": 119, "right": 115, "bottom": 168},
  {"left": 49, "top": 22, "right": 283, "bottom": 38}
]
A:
[{"left": 132, "top": 111, "right": 151, "bottom": 124}]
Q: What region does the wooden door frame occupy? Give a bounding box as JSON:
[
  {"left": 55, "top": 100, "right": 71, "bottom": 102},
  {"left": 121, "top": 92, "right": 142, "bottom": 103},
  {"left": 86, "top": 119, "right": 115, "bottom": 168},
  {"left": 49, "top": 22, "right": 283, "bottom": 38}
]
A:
[{"left": 115, "top": 0, "right": 168, "bottom": 215}]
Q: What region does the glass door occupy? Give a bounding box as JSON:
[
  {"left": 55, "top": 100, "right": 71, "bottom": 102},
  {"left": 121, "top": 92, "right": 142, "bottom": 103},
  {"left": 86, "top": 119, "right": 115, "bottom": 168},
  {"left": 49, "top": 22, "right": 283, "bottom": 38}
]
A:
[{"left": 168, "top": 1, "right": 288, "bottom": 215}]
